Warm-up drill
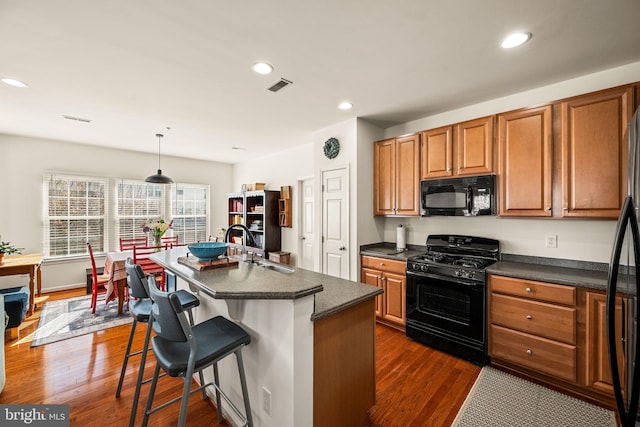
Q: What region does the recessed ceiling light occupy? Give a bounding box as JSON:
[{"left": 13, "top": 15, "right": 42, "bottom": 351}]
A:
[
  {"left": 501, "top": 32, "right": 531, "bottom": 49},
  {"left": 338, "top": 102, "right": 353, "bottom": 110},
  {"left": 252, "top": 62, "right": 274, "bottom": 75},
  {"left": 1, "top": 77, "right": 28, "bottom": 88}
]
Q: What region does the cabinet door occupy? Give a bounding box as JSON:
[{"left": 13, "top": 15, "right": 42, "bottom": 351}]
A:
[
  {"left": 421, "top": 126, "right": 453, "bottom": 179},
  {"left": 455, "top": 116, "right": 494, "bottom": 176},
  {"left": 382, "top": 272, "right": 406, "bottom": 327},
  {"left": 361, "top": 268, "right": 383, "bottom": 318},
  {"left": 395, "top": 134, "right": 420, "bottom": 216},
  {"left": 498, "top": 105, "right": 553, "bottom": 217},
  {"left": 561, "top": 86, "right": 633, "bottom": 218},
  {"left": 373, "top": 138, "right": 396, "bottom": 215},
  {"left": 585, "top": 291, "right": 625, "bottom": 396}
]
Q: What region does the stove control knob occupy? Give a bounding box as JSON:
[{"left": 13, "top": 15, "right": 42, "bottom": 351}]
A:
[
  {"left": 455, "top": 270, "right": 462, "bottom": 277},
  {"left": 468, "top": 272, "right": 475, "bottom": 279},
  {"left": 420, "top": 265, "right": 429, "bottom": 272}
]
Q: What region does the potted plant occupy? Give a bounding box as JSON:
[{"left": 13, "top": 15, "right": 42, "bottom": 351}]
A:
[{"left": 0, "top": 237, "right": 23, "bottom": 264}]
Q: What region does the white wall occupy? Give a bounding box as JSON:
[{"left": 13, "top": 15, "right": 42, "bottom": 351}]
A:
[
  {"left": 379, "top": 61, "right": 640, "bottom": 263},
  {"left": 231, "top": 143, "right": 314, "bottom": 266},
  {"left": 0, "top": 134, "right": 233, "bottom": 290},
  {"left": 312, "top": 119, "right": 359, "bottom": 280}
]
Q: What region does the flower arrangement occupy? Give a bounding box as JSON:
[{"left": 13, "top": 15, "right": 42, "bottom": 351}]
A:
[{"left": 142, "top": 219, "right": 173, "bottom": 246}]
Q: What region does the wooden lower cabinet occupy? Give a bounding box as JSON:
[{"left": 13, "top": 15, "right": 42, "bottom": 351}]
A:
[
  {"left": 489, "top": 275, "right": 578, "bottom": 383},
  {"left": 584, "top": 290, "right": 625, "bottom": 397},
  {"left": 361, "top": 256, "right": 406, "bottom": 331},
  {"left": 488, "top": 275, "right": 624, "bottom": 409}
]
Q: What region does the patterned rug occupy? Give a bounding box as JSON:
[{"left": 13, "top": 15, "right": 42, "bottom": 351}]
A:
[
  {"left": 31, "top": 295, "right": 131, "bottom": 347},
  {"left": 452, "top": 366, "right": 617, "bottom": 426}
]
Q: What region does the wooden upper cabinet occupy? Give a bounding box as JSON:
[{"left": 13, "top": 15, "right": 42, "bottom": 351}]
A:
[
  {"left": 498, "top": 105, "right": 553, "bottom": 217},
  {"left": 455, "top": 116, "right": 494, "bottom": 176},
  {"left": 373, "top": 138, "right": 396, "bottom": 215},
  {"left": 421, "top": 125, "right": 453, "bottom": 179},
  {"left": 374, "top": 134, "right": 420, "bottom": 216},
  {"left": 561, "top": 86, "right": 633, "bottom": 218}
]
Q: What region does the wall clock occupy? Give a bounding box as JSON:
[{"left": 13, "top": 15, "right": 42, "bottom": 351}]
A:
[{"left": 323, "top": 137, "right": 340, "bottom": 159}]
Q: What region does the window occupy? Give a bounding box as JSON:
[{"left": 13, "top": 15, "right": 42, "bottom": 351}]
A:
[
  {"left": 116, "top": 179, "right": 162, "bottom": 242},
  {"left": 171, "top": 184, "right": 209, "bottom": 244},
  {"left": 43, "top": 173, "right": 108, "bottom": 257}
]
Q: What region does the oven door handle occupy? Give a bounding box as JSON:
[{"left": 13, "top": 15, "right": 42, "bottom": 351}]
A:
[
  {"left": 406, "top": 271, "right": 483, "bottom": 288},
  {"left": 466, "top": 185, "right": 474, "bottom": 215}
]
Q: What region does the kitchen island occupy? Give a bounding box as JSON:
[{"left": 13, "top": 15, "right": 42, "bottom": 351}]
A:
[{"left": 151, "top": 248, "right": 382, "bottom": 427}]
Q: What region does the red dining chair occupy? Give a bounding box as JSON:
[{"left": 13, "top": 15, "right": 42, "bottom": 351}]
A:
[
  {"left": 160, "top": 235, "right": 179, "bottom": 247},
  {"left": 119, "top": 236, "right": 148, "bottom": 251},
  {"left": 87, "top": 242, "right": 111, "bottom": 314},
  {"left": 133, "top": 245, "right": 167, "bottom": 290}
]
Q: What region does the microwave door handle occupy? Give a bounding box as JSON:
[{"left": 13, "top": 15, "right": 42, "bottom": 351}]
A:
[{"left": 466, "top": 185, "right": 473, "bottom": 215}]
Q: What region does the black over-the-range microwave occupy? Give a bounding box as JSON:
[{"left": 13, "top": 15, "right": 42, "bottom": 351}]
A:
[{"left": 420, "top": 174, "right": 496, "bottom": 216}]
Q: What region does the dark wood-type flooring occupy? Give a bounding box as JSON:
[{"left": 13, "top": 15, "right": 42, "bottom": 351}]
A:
[{"left": 0, "top": 288, "right": 480, "bottom": 426}]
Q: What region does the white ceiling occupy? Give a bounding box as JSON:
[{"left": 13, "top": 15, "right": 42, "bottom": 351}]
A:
[{"left": 1, "top": 0, "right": 639, "bottom": 164}]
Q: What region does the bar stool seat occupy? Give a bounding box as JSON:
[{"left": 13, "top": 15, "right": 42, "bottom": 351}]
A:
[
  {"left": 116, "top": 258, "right": 200, "bottom": 427},
  {"left": 143, "top": 275, "right": 253, "bottom": 427}
]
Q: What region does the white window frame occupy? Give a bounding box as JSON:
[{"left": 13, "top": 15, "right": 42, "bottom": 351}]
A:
[
  {"left": 170, "top": 183, "right": 210, "bottom": 244},
  {"left": 115, "top": 179, "right": 164, "bottom": 245},
  {"left": 43, "top": 173, "right": 109, "bottom": 258}
]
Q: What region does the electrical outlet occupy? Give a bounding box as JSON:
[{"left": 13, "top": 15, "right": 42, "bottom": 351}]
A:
[
  {"left": 545, "top": 234, "right": 557, "bottom": 248},
  {"left": 262, "top": 387, "right": 272, "bottom": 415}
]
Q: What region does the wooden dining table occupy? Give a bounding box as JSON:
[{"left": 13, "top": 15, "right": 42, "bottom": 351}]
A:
[
  {"left": 104, "top": 251, "right": 132, "bottom": 315},
  {"left": 0, "top": 253, "right": 43, "bottom": 317}
]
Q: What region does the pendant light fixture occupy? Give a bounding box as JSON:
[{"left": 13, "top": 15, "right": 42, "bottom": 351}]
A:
[{"left": 145, "top": 133, "right": 173, "bottom": 184}]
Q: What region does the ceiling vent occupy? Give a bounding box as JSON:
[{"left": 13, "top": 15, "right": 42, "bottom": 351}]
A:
[
  {"left": 268, "top": 78, "right": 293, "bottom": 92},
  {"left": 62, "top": 115, "right": 92, "bottom": 123}
]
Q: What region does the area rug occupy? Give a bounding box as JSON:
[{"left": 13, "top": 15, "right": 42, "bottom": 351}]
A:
[
  {"left": 31, "top": 295, "right": 131, "bottom": 347},
  {"left": 452, "top": 366, "right": 617, "bottom": 426}
]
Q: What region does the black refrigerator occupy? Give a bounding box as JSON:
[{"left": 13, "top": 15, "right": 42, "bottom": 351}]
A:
[{"left": 608, "top": 105, "right": 640, "bottom": 426}]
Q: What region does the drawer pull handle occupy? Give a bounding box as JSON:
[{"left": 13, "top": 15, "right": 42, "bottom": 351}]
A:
[
  {"left": 526, "top": 315, "right": 532, "bottom": 320},
  {"left": 526, "top": 349, "right": 533, "bottom": 356},
  {"left": 525, "top": 287, "right": 532, "bottom": 293}
]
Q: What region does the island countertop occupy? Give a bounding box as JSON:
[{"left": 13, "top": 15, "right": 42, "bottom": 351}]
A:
[{"left": 150, "top": 247, "right": 382, "bottom": 321}]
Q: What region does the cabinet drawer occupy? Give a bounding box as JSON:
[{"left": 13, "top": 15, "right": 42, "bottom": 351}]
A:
[
  {"left": 361, "top": 256, "right": 406, "bottom": 275},
  {"left": 490, "top": 325, "right": 577, "bottom": 383},
  {"left": 489, "top": 275, "right": 576, "bottom": 305},
  {"left": 491, "top": 294, "right": 576, "bottom": 344}
]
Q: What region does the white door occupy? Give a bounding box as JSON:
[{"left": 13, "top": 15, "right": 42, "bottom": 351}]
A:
[
  {"left": 299, "top": 178, "right": 315, "bottom": 271},
  {"left": 322, "top": 166, "right": 349, "bottom": 279}
]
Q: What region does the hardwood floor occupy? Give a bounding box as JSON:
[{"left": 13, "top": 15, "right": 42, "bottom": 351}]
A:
[{"left": 0, "top": 289, "right": 480, "bottom": 426}]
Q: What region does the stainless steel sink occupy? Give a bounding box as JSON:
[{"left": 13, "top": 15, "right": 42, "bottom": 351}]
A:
[{"left": 256, "top": 260, "right": 295, "bottom": 274}]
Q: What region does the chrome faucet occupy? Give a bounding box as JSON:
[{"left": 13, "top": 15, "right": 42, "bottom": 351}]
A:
[{"left": 224, "top": 224, "right": 257, "bottom": 261}]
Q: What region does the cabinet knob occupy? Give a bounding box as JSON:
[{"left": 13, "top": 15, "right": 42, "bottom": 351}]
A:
[
  {"left": 526, "top": 315, "right": 532, "bottom": 320},
  {"left": 526, "top": 349, "right": 533, "bottom": 356},
  {"left": 458, "top": 166, "right": 463, "bottom": 170},
  {"left": 339, "top": 246, "right": 346, "bottom": 251},
  {"left": 447, "top": 168, "right": 452, "bottom": 172},
  {"left": 379, "top": 262, "right": 385, "bottom": 266},
  {"left": 545, "top": 206, "right": 551, "bottom": 212},
  {"left": 563, "top": 207, "right": 569, "bottom": 211},
  {"left": 525, "top": 287, "right": 532, "bottom": 293}
]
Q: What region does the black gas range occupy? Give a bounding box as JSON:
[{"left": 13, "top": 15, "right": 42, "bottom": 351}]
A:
[{"left": 406, "top": 235, "right": 500, "bottom": 365}]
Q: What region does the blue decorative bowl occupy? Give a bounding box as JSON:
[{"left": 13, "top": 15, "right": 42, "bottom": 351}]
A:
[{"left": 187, "top": 242, "right": 228, "bottom": 260}]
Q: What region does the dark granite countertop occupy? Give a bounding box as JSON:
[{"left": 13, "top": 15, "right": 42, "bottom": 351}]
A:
[
  {"left": 360, "top": 242, "right": 425, "bottom": 261},
  {"left": 360, "top": 244, "right": 617, "bottom": 292},
  {"left": 151, "top": 247, "right": 382, "bottom": 321},
  {"left": 487, "top": 260, "right": 610, "bottom": 291}
]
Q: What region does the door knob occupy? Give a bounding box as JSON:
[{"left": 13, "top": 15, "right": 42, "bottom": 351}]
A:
[
  {"left": 338, "top": 246, "right": 346, "bottom": 251},
  {"left": 299, "top": 236, "right": 306, "bottom": 240}
]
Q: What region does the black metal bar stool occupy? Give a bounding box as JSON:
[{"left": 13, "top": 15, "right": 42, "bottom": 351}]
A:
[
  {"left": 142, "top": 275, "right": 253, "bottom": 427},
  {"left": 115, "top": 258, "right": 200, "bottom": 427}
]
